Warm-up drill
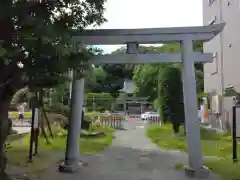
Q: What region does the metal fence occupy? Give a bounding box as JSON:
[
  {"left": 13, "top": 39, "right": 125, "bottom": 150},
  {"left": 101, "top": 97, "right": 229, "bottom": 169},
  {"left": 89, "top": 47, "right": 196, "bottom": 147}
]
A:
[
  {"left": 100, "top": 115, "right": 124, "bottom": 129},
  {"left": 146, "top": 116, "right": 161, "bottom": 125},
  {"left": 127, "top": 114, "right": 141, "bottom": 120},
  {"left": 12, "top": 115, "right": 126, "bottom": 130},
  {"left": 90, "top": 114, "right": 125, "bottom": 130}
]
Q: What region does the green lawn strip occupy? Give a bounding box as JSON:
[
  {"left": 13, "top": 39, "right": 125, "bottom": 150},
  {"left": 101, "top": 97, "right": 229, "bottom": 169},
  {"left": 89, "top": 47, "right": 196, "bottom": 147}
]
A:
[
  {"left": 6, "top": 126, "right": 114, "bottom": 176},
  {"left": 41, "top": 126, "right": 115, "bottom": 154},
  {"left": 9, "top": 111, "right": 124, "bottom": 121},
  {"left": 85, "top": 111, "right": 126, "bottom": 122},
  {"left": 85, "top": 111, "right": 107, "bottom": 117},
  {"left": 6, "top": 145, "right": 52, "bottom": 173},
  {"left": 8, "top": 111, "right": 104, "bottom": 120},
  {"left": 204, "top": 159, "right": 240, "bottom": 180},
  {"left": 9, "top": 111, "right": 32, "bottom": 119},
  {"left": 147, "top": 124, "right": 240, "bottom": 180},
  {"left": 174, "top": 163, "right": 185, "bottom": 170}
]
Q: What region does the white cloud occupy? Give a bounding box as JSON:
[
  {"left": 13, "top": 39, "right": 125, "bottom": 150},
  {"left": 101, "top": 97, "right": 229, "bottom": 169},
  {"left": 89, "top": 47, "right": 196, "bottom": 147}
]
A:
[{"left": 97, "top": 0, "right": 203, "bottom": 53}]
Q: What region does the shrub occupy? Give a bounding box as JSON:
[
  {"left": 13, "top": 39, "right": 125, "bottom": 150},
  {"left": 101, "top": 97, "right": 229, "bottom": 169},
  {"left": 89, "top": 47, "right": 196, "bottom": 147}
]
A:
[
  {"left": 55, "top": 129, "right": 68, "bottom": 137},
  {"left": 45, "top": 103, "right": 70, "bottom": 117},
  {"left": 45, "top": 104, "right": 109, "bottom": 131},
  {"left": 158, "top": 67, "right": 184, "bottom": 133},
  {"left": 44, "top": 113, "right": 68, "bottom": 129},
  {"left": 59, "top": 111, "right": 108, "bottom": 130}
]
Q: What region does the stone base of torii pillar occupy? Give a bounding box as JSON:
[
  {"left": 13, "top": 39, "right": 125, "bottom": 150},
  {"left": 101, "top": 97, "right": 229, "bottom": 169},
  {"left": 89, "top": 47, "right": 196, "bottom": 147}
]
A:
[{"left": 184, "top": 165, "right": 210, "bottom": 178}]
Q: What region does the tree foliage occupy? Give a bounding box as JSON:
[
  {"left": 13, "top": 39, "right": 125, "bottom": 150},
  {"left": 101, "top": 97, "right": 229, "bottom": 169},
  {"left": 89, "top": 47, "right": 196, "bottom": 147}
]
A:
[
  {"left": 133, "top": 64, "right": 163, "bottom": 101},
  {"left": 102, "top": 47, "right": 134, "bottom": 97},
  {"left": 85, "top": 93, "right": 115, "bottom": 112},
  {"left": 87, "top": 47, "right": 135, "bottom": 97},
  {"left": 158, "top": 67, "right": 184, "bottom": 133},
  {"left": 132, "top": 43, "right": 203, "bottom": 133},
  {"left": 0, "top": 0, "right": 107, "bottom": 174},
  {"left": 10, "top": 87, "right": 29, "bottom": 108},
  {"left": 0, "top": 0, "right": 106, "bottom": 93},
  {"left": 133, "top": 42, "right": 204, "bottom": 102},
  {"left": 133, "top": 45, "right": 178, "bottom": 100}
]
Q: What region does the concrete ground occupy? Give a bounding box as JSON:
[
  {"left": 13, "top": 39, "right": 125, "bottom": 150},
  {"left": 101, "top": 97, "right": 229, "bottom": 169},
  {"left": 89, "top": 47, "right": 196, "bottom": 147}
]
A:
[
  {"left": 41, "top": 120, "right": 220, "bottom": 180},
  {"left": 11, "top": 119, "right": 31, "bottom": 134},
  {"left": 12, "top": 126, "right": 31, "bottom": 134}
]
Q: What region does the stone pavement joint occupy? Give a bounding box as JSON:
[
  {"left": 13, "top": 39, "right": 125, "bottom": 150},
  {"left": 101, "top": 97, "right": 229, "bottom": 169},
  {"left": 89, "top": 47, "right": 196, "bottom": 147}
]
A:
[{"left": 41, "top": 120, "right": 220, "bottom": 180}]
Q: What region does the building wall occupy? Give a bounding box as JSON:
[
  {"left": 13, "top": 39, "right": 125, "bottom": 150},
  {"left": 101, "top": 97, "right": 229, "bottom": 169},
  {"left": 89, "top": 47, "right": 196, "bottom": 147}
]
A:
[{"left": 203, "top": 0, "right": 240, "bottom": 93}]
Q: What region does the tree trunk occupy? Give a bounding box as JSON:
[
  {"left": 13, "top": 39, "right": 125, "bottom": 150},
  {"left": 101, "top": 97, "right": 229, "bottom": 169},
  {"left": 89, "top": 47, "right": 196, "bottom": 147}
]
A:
[
  {"left": 183, "top": 122, "right": 187, "bottom": 136},
  {"left": 0, "top": 100, "right": 11, "bottom": 174},
  {"left": 172, "top": 123, "right": 180, "bottom": 134}
]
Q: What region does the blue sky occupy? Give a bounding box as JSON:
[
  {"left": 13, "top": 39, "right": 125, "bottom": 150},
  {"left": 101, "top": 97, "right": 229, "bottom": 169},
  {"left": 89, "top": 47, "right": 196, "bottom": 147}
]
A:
[{"left": 96, "top": 0, "right": 203, "bottom": 53}]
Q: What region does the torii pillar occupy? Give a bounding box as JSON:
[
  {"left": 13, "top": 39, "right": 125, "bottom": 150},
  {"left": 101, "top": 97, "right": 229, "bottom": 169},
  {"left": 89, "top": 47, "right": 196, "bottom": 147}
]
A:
[
  {"left": 59, "top": 23, "right": 225, "bottom": 178},
  {"left": 181, "top": 37, "right": 207, "bottom": 177}
]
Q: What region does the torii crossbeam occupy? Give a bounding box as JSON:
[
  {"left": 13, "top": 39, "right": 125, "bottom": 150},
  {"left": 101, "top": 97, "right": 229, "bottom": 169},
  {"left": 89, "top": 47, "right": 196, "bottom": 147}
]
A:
[{"left": 60, "top": 23, "right": 225, "bottom": 178}]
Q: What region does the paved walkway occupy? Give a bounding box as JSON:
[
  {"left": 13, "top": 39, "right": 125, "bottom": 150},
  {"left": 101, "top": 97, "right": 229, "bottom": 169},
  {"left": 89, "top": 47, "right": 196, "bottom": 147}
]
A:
[
  {"left": 12, "top": 126, "right": 31, "bottom": 134},
  {"left": 11, "top": 119, "right": 31, "bottom": 134},
  {"left": 42, "top": 120, "right": 220, "bottom": 180}
]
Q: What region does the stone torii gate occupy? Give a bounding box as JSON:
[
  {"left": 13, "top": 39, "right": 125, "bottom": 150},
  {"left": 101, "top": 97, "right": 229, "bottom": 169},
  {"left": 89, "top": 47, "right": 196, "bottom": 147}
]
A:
[{"left": 59, "top": 23, "right": 225, "bottom": 177}]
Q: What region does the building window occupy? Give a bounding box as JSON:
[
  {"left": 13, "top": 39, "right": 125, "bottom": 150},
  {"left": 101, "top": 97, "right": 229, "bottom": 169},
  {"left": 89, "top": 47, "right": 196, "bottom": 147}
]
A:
[
  {"left": 209, "top": 0, "right": 215, "bottom": 6},
  {"left": 208, "top": 16, "right": 217, "bottom": 25}
]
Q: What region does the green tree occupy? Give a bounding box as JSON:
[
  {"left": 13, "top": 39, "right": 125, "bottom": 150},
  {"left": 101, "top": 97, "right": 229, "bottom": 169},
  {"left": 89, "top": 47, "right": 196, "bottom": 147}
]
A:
[
  {"left": 158, "top": 67, "right": 184, "bottom": 133},
  {"left": 85, "top": 93, "right": 115, "bottom": 112},
  {"left": 196, "top": 70, "right": 204, "bottom": 94},
  {"left": 87, "top": 67, "right": 108, "bottom": 93},
  {"left": 88, "top": 47, "right": 135, "bottom": 97},
  {"left": 102, "top": 47, "right": 134, "bottom": 97},
  {"left": 133, "top": 45, "right": 177, "bottom": 101},
  {"left": 0, "top": 0, "right": 106, "bottom": 173},
  {"left": 133, "top": 42, "right": 204, "bottom": 102},
  {"left": 133, "top": 64, "right": 164, "bottom": 101},
  {"left": 10, "top": 87, "right": 29, "bottom": 109}
]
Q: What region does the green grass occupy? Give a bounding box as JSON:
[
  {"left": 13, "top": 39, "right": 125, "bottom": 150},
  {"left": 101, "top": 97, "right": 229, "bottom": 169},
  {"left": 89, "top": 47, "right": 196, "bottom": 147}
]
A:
[
  {"left": 147, "top": 124, "right": 232, "bottom": 157},
  {"left": 40, "top": 126, "right": 115, "bottom": 154},
  {"left": 9, "top": 111, "right": 124, "bottom": 121},
  {"left": 9, "top": 126, "right": 114, "bottom": 155},
  {"left": 174, "top": 163, "right": 184, "bottom": 170},
  {"left": 85, "top": 111, "right": 107, "bottom": 116},
  {"left": 8, "top": 111, "right": 106, "bottom": 120},
  {"left": 6, "top": 125, "right": 114, "bottom": 176},
  {"left": 205, "top": 159, "right": 240, "bottom": 180},
  {"left": 85, "top": 111, "right": 125, "bottom": 121},
  {"left": 147, "top": 124, "right": 240, "bottom": 180},
  {"left": 9, "top": 111, "right": 32, "bottom": 119}
]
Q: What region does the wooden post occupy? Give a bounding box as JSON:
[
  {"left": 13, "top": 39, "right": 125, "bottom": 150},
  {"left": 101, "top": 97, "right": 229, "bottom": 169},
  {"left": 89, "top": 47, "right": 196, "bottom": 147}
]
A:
[
  {"left": 34, "top": 91, "right": 40, "bottom": 156},
  {"left": 232, "top": 103, "right": 237, "bottom": 163},
  {"left": 28, "top": 99, "right": 35, "bottom": 162}
]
